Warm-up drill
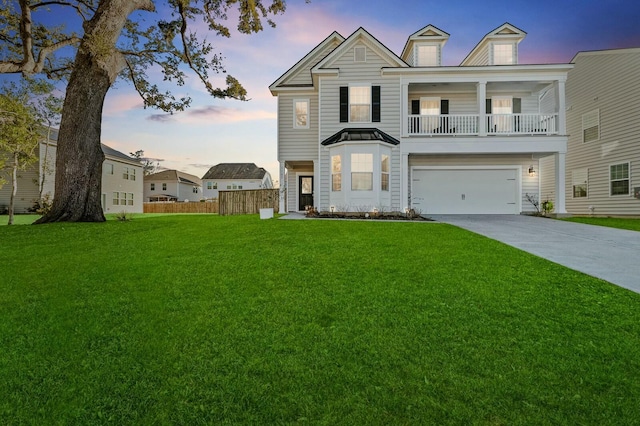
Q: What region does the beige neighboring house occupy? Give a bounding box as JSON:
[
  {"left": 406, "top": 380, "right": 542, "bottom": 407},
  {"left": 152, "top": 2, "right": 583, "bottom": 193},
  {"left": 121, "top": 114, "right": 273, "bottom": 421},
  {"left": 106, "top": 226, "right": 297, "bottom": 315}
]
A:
[
  {"left": 144, "top": 170, "right": 203, "bottom": 202},
  {"left": 201, "top": 163, "right": 273, "bottom": 199},
  {"left": 561, "top": 48, "right": 640, "bottom": 216},
  {"left": 0, "top": 129, "right": 143, "bottom": 214}
]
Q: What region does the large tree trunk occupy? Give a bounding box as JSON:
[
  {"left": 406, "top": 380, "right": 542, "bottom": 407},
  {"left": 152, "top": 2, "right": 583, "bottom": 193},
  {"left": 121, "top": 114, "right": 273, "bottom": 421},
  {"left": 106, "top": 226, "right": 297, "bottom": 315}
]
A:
[{"left": 34, "top": 0, "right": 154, "bottom": 224}]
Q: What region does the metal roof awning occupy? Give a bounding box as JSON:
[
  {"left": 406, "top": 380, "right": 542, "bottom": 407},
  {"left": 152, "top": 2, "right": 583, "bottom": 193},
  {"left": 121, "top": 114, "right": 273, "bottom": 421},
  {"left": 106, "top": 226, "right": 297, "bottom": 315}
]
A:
[{"left": 321, "top": 128, "right": 400, "bottom": 146}]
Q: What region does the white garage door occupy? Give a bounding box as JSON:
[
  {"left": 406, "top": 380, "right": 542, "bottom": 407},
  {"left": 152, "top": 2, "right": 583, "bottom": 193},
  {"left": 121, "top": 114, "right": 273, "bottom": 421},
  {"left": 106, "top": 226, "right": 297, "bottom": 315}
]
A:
[{"left": 412, "top": 168, "right": 519, "bottom": 214}]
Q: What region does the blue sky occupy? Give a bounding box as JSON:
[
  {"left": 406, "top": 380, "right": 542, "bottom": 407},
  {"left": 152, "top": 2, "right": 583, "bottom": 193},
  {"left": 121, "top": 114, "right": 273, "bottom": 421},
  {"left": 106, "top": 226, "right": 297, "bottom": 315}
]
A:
[{"left": 9, "top": 0, "right": 640, "bottom": 183}]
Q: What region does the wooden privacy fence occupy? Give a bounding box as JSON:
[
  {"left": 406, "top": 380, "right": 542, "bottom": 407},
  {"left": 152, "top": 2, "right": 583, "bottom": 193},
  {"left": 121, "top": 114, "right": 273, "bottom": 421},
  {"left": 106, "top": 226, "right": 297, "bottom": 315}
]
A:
[
  {"left": 219, "top": 189, "right": 279, "bottom": 216},
  {"left": 143, "top": 200, "right": 218, "bottom": 214}
]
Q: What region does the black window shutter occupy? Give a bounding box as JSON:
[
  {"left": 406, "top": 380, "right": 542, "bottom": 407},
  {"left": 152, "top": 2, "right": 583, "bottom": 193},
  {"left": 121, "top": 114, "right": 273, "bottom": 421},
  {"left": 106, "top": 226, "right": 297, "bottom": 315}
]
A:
[
  {"left": 411, "top": 100, "right": 420, "bottom": 115},
  {"left": 513, "top": 98, "right": 521, "bottom": 114},
  {"left": 339, "top": 86, "right": 348, "bottom": 123},
  {"left": 372, "top": 86, "right": 381, "bottom": 122},
  {"left": 486, "top": 99, "right": 492, "bottom": 114},
  {"left": 441, "top": 99, "right": 449, "bottom": 115}
]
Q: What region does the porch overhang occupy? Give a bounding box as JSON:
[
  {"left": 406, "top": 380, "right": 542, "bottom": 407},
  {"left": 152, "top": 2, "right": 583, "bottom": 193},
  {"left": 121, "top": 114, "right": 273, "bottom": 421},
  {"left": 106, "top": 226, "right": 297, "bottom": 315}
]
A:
[{"left": 321, "top": 128, "right": 400, "bottom": 146}]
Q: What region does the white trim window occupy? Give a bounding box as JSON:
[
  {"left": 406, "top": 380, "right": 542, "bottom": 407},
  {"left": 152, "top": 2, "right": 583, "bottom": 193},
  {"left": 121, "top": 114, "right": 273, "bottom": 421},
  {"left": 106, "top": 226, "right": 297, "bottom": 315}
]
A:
[
  {"left": 162, "top": 183, "right": 167, "bottom": 191},
  {"left": 150, "top": 183, "right": 155, "bottom": 191},
  {"left": 112, "top": 192, "right": 119, "bottom": 205},
  {"left": 105, "top": 163, "right": 114, "bottom": 175},
  {"left": 493, "top": 43, "right": 514, "bottom": 65},
  {"left": 351, "top": 153, "right": 373, "bottom": 191},
  {"left": 349, "top": 85, "right": 371, "bottom": 123},
  {"left": 331, "top": 155, "right": 342, "bottom": 191},
  {"left": 127, "top": 193, "right": 134, "bottom": 206},
  {"left": 582, "top": 109, "right": 600, "bottom": 143},
  {"left": 610, "top": 162, "right": 630, "bottom": 196},
  {"left": 206, "top": 182, "right": 212, "bottom": 190},
  {"left": 381, "top": 154, "right": 390, "bottom": 191},
  {"left": 572, "top": 168, "right": 588, "bottom": 198},
  {"left": 293, "top": 99, "right": 309, "bottom": 129},
  {"left": 123, "top": 167, "right": 130, "bottom": 180},
  {"left": 415, "top": 44, "right": 438, "bottom": 66},
  {"left": 354, "top": 46, "right": 366, "bottom": 62}
]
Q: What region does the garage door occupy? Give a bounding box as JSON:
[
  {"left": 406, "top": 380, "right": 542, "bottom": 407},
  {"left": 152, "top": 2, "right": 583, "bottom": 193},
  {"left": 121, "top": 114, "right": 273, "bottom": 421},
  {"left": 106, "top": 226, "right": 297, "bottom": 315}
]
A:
[{"left": 412, "top": 168, "right": 519, "bottom": 214}]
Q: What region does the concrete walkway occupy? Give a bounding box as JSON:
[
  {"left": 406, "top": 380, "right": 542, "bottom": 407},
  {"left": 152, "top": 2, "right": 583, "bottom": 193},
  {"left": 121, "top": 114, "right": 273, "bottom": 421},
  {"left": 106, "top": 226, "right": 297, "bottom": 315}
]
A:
[{"left": 429, "top": 215, "right": 640, "bottom": 294}]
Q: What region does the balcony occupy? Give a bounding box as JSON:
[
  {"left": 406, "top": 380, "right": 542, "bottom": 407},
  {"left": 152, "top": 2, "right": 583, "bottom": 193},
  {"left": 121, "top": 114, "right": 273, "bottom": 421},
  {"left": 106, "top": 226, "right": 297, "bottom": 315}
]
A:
[{"left": 407, "top": 113, "right": 559, "bottom": 136}]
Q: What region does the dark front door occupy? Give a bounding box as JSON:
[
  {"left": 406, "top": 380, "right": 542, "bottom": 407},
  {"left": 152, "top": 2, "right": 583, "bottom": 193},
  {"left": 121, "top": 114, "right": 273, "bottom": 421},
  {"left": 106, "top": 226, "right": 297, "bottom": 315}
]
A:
[{"left": 299, "top": 176, "right": 314, "bottom": 210}]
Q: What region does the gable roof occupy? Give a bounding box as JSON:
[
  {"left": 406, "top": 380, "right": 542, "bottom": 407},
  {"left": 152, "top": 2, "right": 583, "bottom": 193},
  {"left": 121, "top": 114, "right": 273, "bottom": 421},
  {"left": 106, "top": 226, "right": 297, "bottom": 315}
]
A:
[
  {"left": 321, "top": 128, "right": 400, "bottom": 146},
  {"left": 312, "top": 27, "right": 408, "bottom": 73},
  {"left": 202, "top": 163, "right": 269, "bottom": 180},
  {"left": 269, "top": 31, "right": 345, "bottom": 93},
  {"left": 145, "top": 169, "right": 202, "bottom": 185},
  {"left": 460, "top": 22, "right": 527, "bottom": 66},
  {"left": 401, "top": 24, "right": 450, "bottom": 62},
  {"left": 570, "top": 46, "right": 640, "bottom": 63}
]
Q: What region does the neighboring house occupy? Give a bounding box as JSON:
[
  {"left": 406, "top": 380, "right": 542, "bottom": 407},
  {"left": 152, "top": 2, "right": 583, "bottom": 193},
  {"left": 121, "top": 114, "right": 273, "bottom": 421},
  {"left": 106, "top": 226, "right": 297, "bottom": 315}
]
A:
[
  {"left": 269, "top": 23, "right": 572, "bottom": 214},
  {"left": 0, "top": 130, "right": 143, "bottom": 214},
  {"left": 144, "top": 170, "right": 203, "bottom": 202},
  {"left": 201, "top": 163, "right": 273, "bottom": 199},
  {"left": 561, "top": 48, "right": 640, "bottom": 216}
]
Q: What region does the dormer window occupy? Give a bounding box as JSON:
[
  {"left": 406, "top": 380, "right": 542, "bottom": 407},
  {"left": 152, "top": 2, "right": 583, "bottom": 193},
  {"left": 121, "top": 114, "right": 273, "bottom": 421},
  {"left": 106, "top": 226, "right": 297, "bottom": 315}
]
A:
[
  {"left": 415, "top": 45, "right": 438, "bottom": 66},
  {"left": 493, "top": 43, "right": 515, "bottom": 65}
]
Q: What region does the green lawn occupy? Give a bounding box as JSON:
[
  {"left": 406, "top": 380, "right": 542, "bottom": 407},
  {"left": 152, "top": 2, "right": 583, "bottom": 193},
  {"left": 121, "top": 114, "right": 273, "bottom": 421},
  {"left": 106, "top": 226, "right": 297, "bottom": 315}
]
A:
[
  {"left": 2, "top": 215, "right": 640, "bottom": 424},
  {"left": 561, "top": 216, "right": 640, "bottom": 232}
]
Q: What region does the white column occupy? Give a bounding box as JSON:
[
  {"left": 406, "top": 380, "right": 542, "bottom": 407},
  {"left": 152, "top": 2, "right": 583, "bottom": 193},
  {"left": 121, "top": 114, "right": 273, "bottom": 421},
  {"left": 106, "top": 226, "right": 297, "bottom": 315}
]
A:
[
  {"left": 313, "top": 159, "right": 318, "bottom": 209},
  {"left": 557, "top": 80, "right": 567, "bottom": 135},
  {"left": 554, "top": 152, "right": 567, "bottom": 214},
  {"left": 279, "top": 161, "right": 286, "bottom": 213},
  {"left": 401, "top": 153, "right": 409, "bottom": 211},
  {"left": 401, "top": 82, "right": 409, "bottom": 137},
  {"left": 477, "top": 81, "right": 487, "bottom": 136}
]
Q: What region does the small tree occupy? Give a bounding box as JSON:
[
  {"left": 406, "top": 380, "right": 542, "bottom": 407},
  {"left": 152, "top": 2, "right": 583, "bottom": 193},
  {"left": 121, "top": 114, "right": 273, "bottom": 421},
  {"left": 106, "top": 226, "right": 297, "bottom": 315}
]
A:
[
  {"left": 130, "top": 149, "right": 163, "bottom": 176},
  {"left": 0, "top": 92, "right": 41, "bottom": 224}
]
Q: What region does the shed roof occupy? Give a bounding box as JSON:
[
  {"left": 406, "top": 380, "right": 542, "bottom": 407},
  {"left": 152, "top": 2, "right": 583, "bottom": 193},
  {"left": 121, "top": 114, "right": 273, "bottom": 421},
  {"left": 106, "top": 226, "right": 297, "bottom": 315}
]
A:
[{"left": 321, "top": 128, "right": 400, "bottom": 146}]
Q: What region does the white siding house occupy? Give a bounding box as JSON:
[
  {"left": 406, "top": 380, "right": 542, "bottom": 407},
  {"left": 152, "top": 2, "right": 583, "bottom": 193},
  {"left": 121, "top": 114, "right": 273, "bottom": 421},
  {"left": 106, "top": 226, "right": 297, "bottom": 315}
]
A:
[
  {"left": 270, "top": 23, "right": 572, "bottom": 215},
  {"left": 201, "top": 163, "right": 273, "bottom": 199},
  {"left": 0, "top": 134, "right": 143, "bottom": 214},
  {"left": 144, "top": 170, "right": 202, "bottom": 202},
  {"left": 562, "top": 48, "right": 640, "bottom": 216}
]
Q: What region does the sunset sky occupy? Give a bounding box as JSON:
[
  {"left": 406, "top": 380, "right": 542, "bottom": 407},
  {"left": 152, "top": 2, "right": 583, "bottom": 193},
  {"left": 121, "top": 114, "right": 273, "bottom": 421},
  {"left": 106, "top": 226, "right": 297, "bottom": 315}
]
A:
[{"left": 7, "top": 0, "right": 640, "bottom": 183}]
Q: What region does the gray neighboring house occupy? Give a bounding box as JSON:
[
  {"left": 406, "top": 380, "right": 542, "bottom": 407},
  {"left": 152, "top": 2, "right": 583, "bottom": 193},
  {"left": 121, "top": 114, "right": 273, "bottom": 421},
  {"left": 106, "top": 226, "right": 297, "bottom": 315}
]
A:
[
  {"left": 144, "top": 170, "right": 203, "bottom": 202},
  {"left": 201, "top": 163, "right": 273, "bottom": 199},
  {"left": 560, "top": 48, "right": 640, "bottom": 216},
  {"left": 0, "top": 131, "right": 143, "bottom": 214}
]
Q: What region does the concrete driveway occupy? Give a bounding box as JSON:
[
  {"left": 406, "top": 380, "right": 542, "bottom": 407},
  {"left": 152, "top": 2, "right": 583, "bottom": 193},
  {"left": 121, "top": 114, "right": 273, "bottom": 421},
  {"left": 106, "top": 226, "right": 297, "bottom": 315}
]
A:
[{"left": 429, "top": 215, "right": 640, "bottom": 294}]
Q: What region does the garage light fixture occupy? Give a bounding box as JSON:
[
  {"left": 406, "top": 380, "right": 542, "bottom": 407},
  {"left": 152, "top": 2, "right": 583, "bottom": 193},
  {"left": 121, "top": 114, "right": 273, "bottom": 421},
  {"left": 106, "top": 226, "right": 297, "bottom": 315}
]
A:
[{"left": 528, "top": 165, "right": 536, "bottom": 176}]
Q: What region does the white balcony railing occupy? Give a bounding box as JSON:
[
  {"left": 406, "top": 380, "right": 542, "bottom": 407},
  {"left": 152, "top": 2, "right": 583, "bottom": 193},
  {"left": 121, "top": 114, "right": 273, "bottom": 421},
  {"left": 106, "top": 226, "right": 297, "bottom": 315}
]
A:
[{"left": 407, "top": 113, "right": 559, "bottom": 136}]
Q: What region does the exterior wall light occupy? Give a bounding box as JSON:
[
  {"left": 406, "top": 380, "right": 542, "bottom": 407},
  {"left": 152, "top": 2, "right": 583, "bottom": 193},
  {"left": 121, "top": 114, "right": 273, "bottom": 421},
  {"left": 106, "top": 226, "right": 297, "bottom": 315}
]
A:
[{"left": 528, "top": 165, "right": 536, "bottom": 176}]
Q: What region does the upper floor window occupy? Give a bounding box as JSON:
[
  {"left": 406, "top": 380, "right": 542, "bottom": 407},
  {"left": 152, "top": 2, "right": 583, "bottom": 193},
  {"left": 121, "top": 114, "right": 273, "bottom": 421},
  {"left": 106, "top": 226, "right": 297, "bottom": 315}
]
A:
[
  {"left": 331, "top": 155, "right": 342, "bottom": 191},
  {"left": 294, "top": 99, "right": 309, "bottom": 129},
  {"left": 123, "top": 167, "right": 129, "bottom": 180},
  {"left": 213, "top": 183, "right": 218, "bottom": 189},
  {"left": 206, "top": 182, "right": 212, "bottom": 190},
  {"left": 340, "top": 85, "right": 380, "bottom": 123},
  {"left": 105, "top": 163, "right": 114, "bottom": 175},
  {"left": 351, "top": 153, "right": 373, "bottom": 191},
  {"left": 610, "top": 162, "right": 630, "bottom": 196},
  {"left": 420, "top": 97, "right": 440, "bottom": 115},
  {"left": 123, "top": 167, "right": 135, "bottom": 180},
  {"left": 415, "top": 45, "right": 438, "bottom": 66},
  {"left": 150, "top": 183, "right": 155, "bottom": 191},
  {"left": 162, "top": 183, "right": 167, "bottom": 191},
  {"left": 349, "top": 86, "right": 371, "bottom": 123},
  {"left": 582, "top": 110, "right": 600, "bottom": 143},
  {"left": 493, "top": 43, "right": 514, "bottom": 65},
  {"left": 193, "top": 187, "right": 198, "bottom": 194}
]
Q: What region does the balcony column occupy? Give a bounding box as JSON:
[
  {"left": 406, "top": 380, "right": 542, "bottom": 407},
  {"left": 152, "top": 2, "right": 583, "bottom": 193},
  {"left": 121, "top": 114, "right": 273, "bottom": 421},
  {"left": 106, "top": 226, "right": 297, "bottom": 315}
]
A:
[
  {"left": 279, "top": 161, "right": 286, "bottom": 212},
  {"left": 401, "top": 82, "right": 409, "bottom": 137},
  {"left": 401, "top": 153, "right": 409, "bottom": 211},
  {"left": 557, "top": 80, "right": 567, "bottom": 135},
  {"left": 554, "top": 152, "right": 567, "bottom": 214},
  {"left": 477, "top": 81, "right": 487, "bottom": 136}
]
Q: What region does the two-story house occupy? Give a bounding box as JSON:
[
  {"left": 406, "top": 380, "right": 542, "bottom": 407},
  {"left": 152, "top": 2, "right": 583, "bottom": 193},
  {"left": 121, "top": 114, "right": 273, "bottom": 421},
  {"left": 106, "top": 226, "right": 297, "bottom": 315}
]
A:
[
  {"left": 270, "top": 23, "right": 572, "bottom": 215},
  {"left": 201, "top": 163, "right": 273, "bottom": 199},
  {"left": 561, "top": 48, "right": 640, "bottom": 216},
  {"left": 0, "top": 130, "right": 143, "bottom": 214},
  {"left": 144, "top": 170, "right": 202, "bottom": 202}
]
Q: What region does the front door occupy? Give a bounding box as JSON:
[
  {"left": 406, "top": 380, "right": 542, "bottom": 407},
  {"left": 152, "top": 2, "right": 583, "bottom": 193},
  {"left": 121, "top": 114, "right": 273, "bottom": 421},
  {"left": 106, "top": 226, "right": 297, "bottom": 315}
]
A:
[{"left": 299, "top": 176, "right": 314, "bottom": 210}]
